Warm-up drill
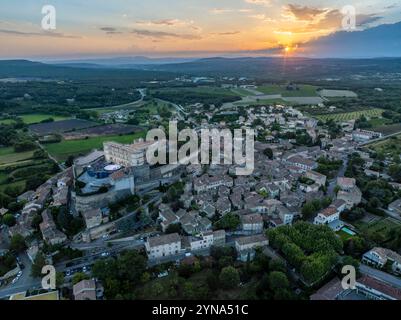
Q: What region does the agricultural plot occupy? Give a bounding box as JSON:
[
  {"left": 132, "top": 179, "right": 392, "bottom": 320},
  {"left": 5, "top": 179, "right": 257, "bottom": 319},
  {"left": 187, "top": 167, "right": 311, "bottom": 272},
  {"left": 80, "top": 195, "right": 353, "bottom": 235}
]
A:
[
  {"left": 0, "top": 148, "right": 35, "bottom": 166},
  {"left": 29, "top": 119, "right": 97, "bottom": 135},
  {"left": 230, "top": 88, "right": 257, "bottom": 97},
  {"left": 150, "top": 87, "right": 241, "bottom": 105},
  {"left": 0, "top": 146, "right": 56, "bottom": 198},
  {"left": 319, "top": 89, "right": 358, "bottom": 98},
  {"left": 373, "top": 123, "right": 401, "bottom": 135},
  {"left": 282, "top": 96, "right": 324, "bottom": 104},
  {"left": 316, "top": 108, "right": 384, "bottom": 122},
  {"left": 257, "top": 84, "right": 319, "bottom": 97},
  {"left": 0, "top": 114, "right": 70, "bottom": 125},
  {"left": 234, "top": 98, "right": 294, "bottom": 107},
  {"left": 62, "top": 124, "right": 143, "bottom": 140},
  {"left": 368, "top": 134, "right": 401, "bottom": 157},
  {"left": 354, "top": 217, "right": 401, "bottom": 244},
  {"left": 44, "top": 131, "right": 145, "bottom": 162}
]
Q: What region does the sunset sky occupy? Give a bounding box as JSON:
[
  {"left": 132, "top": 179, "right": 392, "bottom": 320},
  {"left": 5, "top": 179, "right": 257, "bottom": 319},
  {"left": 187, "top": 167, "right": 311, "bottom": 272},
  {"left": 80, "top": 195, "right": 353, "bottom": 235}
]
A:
[{"left": 0, "top": 0, "right": 400, "bottom": 59}]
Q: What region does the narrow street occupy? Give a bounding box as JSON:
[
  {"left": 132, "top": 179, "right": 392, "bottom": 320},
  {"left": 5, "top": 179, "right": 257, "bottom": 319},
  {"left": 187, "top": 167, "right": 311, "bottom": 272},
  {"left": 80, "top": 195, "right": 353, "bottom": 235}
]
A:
[
  {"left": 360, "top": 264, "right": 401, "bottom": 289},
  {"left": 327, "top": 156, "right": 348, "bottom": 198}
]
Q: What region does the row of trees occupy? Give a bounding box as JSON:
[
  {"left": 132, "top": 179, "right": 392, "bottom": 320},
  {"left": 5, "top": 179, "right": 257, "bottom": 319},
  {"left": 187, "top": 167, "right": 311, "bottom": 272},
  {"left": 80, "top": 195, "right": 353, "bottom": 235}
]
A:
[{"left": 267, "top": 222, "right": 343, "bottom": 284}]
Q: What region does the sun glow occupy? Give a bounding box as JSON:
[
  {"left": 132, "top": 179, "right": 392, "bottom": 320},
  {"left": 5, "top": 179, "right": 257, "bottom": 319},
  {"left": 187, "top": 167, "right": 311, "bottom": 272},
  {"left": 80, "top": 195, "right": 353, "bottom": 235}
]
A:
[{"left": 282, "top": 45, "right": 298, "bottom": 56}]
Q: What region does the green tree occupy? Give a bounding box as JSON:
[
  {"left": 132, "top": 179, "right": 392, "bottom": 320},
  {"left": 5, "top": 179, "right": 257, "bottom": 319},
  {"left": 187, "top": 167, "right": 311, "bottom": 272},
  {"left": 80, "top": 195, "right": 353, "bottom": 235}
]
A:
[
  {"left": 389, "top": 164, "right": 401, "bottom": 182},
  {"left": 301, "top": 202, "right": 317, "bottom": 220},
  {"left": 165, "top": 223, "right": 182, "bottom": 234},
  {"left": 214, "top": 213, "right": 240, "bottom": 231},
  {"left": 10, "top": 234, "right": 26, "bottom": 252},
  {"left": 65, "top": 155, "right": 75, "bottom": 167},
  {"left": 263, "top": 148, "right": 274, "bottom": 160},
  {"left": 2, "top": 213, "right": 16, "bottom": 227},
  {"left": 340, "top": 256, "right": 360, "bottom": 275},
  {"left": 31, "top": 252, "right": 46, "bottom": 278},
  {"left": 56, "top": 272, "right": 65, "bottom": 288},
  {"left": 219, "top": 266, "right": 240, "bottom": 289},
  {"left": 72, "top": 272, "right": 89, "bottom": 285},
  {"left": 282, "top": 242, "right": 305, "bottom": 268},
  {"left": 268, "top": 271, "right": 290, "bottom": 291},
  {"left": 269, "top": 259, "right": 287, "bottom": 273}
]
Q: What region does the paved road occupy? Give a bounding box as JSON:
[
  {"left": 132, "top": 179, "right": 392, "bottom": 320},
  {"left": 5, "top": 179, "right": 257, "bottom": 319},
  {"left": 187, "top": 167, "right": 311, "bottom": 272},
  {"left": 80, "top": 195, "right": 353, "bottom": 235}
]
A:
[
  {"left": 155, "top": 98, "right": 186, "bottom": 120},
  {"left": 327, "top": 156, "right": 348, "bottom": 197},
  {"left": 0, "top": 253, "right": 37, "bottom": 299},
  {"left": 0, "top": 281, "right": 42, "bottom": 299},
  {"left": 0, "top": 195, "right": 159, "bottom": 299},
  {"left": 360, "top": 264, "right": 401, "bottom": 289}
]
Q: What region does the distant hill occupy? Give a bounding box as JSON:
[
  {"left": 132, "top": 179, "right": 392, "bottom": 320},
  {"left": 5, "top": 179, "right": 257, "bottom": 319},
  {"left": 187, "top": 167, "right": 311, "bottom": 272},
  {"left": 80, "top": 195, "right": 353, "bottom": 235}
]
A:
[
  {"left": 305, "top": 22, "right": 401, "bottom": 58},
  {"left": 140, "top": 56, "right": 401, "bottom": 81},
  {"left": 0, "top": 59, "right": 177, "bottom": 80},
  {"left": 49, "top": 56, "right": 197, "bottom": 68},
  {"left": 1, "top": 56, "right": 401, "bottom": 83}
]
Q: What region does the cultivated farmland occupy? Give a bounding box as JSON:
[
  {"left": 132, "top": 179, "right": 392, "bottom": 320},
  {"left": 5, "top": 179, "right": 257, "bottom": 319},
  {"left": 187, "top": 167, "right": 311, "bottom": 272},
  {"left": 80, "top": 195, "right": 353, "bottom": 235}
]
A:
[
  {"left": 315, "top": 108, "right": 384, "bottom": 122},
  {"left": 0, "top": 114, "right": 70, "bottom": 125},
  {"left": 62, "top": 124, "right": 143, "bottom": 140},
  {"left": 29, "top": 119, "right": 97, "bottom": 135},
  {"left": 257, "top": 84, "right": 319, "bottom": 97},
  {"left": 44, "top": 131, "right": 145, "bottom": 162},
  {"left": 319, "top": 89, "right": 358, "bottom": 98}
]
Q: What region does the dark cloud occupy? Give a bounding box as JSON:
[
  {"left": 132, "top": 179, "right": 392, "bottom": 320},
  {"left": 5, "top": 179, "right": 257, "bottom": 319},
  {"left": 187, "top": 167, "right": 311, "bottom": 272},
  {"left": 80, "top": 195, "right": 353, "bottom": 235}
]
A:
[
  {"left": 356, "top": 14, "right": 382, "bottom": 26},
  {"left": 212, "top": 31, "right": 241, "bottom": 36},
  {"left": 141, "top": 19, "right": 180, "bottom": 26},
  {"left": 285, "top": 4, "right": 326, "bottom": 20},
  {"left": 131, "top": 29, "right": 201, "bottom": 40},
  {"left": 99, "top": 27, "right": 122, "bottom": 34},
  {"left": 310, "top": 10, "right": 381, "bottom": 30},
  {"left": 0, "top": 29, "right": 80, "bottom": 38}
]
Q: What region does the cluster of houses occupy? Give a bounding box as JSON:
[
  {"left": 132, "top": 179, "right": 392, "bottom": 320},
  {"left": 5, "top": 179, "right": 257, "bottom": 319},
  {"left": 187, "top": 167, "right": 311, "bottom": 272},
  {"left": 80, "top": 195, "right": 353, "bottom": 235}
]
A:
[
  {"left": 145, "top": 230, "right": 269, "bottom": 263},
  {"left": 0, "top": 168, "right": 74, "bottom": 268},
  {"left": 312, "top": 247, "right": 401, "bottom": 301},
  {"left": 314, "top": 177, "right": 362, "bottom": 231},
  {"left": 8, "top": 169, "right": 73, "bottom": 245},
  {"left": 39, "top": 209, "right": 67, "bottom": 246},
  {"left": 362, "top": 247, "right": 401, "bottom": 275}
]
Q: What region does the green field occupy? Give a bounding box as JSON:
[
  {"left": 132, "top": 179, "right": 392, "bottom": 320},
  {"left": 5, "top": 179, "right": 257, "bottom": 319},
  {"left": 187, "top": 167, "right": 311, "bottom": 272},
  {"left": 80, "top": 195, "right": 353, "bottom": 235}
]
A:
[
  {"left": 369, "top": 134, "right": 401, "bottom": 157},
  {"left": 0, "top": 180, "right": 26, "bottom": 194},
  {"left": 0, "top": 114, "right": 70, "bottom": 125},
  {"left": 368, "top": 118, "right": 392, "bottom": 128},
  {"left": 0, "top": 146, "right": 53, "bottom": 198},
  {"left": 354, "top": 217, "right": 401, "bottom": 244},
  {"left": 373, "top": 123, "right": 401, "bottom": 135},
  {"left": 257, "top": 84, "right": 319, "bottom": 97},
  {"left": 0, "top": 119, "right": 16, "bottom": 125},
  {"left": 315, "top": 108, "right": 384, "bottom": 122},
  {"left": 234, "top": 98, "right": 294, "bottom": 107},
  {"left": 44, "top": 132, "right": 145, "bottom": 161},
  {"left": 0, "top": 172, "right": 8, "bottom": 184},
  {"left": 230, "top": 88, "right": 254, "bottom": 97},
  {"left": 0, "top": 147, "right": 36, "bottom": 165}
]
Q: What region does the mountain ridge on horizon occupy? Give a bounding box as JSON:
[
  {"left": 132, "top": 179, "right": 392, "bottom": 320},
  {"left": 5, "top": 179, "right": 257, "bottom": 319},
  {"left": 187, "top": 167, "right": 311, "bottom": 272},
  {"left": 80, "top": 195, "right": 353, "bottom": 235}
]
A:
[{"left": 2, "top": 20, "right": 393, "bottom": 65}]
